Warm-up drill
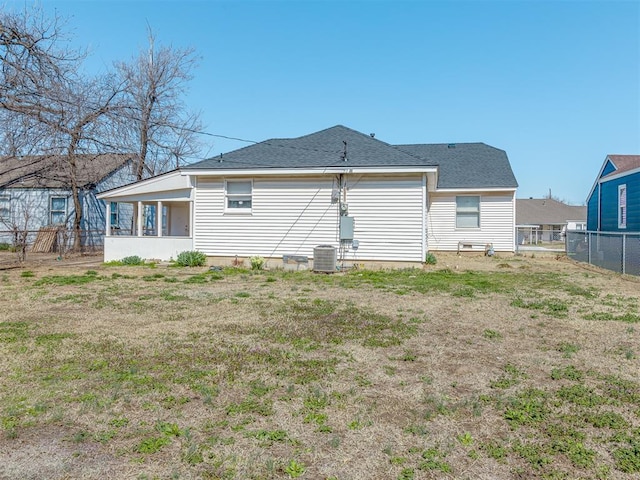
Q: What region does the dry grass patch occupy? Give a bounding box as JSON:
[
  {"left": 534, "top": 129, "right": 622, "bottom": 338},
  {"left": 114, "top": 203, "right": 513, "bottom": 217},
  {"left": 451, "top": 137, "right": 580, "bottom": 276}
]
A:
[{"left": 0, "top": 254, "right": 639, "bottom": 479}]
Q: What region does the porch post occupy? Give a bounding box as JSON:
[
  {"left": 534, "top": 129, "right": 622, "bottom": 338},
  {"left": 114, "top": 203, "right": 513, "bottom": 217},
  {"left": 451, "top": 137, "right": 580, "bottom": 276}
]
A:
[
  {"left": 105, "top": 201, "right": 111, "bottom": 237},
  {"left": 137, "top": 201, "right": 143, "bottom": 237},
  {"left": 189, "top": 200, "right": 193, "bottom": 237},
  {"left": 157, "top": 201, "right": 163, "bottom": 237}
]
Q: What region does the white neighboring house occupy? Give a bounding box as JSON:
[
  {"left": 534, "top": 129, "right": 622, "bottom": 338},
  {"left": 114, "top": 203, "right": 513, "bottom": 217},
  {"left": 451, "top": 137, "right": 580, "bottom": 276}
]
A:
[
  {"left": 97, "top": 125, "right": 519, "bottom": 265},
  {"left": 515, "top": 198, "right": 587, "bottom": 244},
  {"left": 0, "top": 154, "right": 137, "bottom": 248}
]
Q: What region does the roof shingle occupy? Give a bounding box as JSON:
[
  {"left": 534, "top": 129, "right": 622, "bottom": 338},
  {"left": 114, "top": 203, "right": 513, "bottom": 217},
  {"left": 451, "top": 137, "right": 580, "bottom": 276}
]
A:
[{"left": 185, "top": 125, "right": 518, "bottom": 189}]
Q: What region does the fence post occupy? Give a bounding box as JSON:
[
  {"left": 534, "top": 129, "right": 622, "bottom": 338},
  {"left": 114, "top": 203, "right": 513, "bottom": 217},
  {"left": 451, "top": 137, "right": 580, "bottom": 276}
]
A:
[
  {"left": 588, "top": 232, "right": 592, "bottom": 266},
  {"left": 622, "top": 234, "right": 626, "bottom": 275}
]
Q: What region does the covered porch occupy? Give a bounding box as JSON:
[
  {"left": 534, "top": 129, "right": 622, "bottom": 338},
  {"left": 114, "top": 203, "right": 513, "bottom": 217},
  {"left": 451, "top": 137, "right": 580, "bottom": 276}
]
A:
[{"left": 97, "top": 171, "right": 195, "bottom": 262}]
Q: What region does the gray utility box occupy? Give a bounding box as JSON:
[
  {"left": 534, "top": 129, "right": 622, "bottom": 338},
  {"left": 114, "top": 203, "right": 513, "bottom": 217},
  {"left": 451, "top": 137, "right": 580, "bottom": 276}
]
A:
[{"left": 340, "top": 216, "right": 354, "bottom": 241}]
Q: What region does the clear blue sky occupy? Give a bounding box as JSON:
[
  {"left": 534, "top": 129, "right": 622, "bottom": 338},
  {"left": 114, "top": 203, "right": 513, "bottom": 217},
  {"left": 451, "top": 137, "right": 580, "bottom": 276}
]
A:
[{"left": 12, "top": 0, "right": 640, "bottom": 204}]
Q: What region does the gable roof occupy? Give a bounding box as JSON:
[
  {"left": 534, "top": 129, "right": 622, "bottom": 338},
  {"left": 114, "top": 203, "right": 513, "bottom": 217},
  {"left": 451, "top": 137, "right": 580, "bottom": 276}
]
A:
[
  {"left": 185, "top": 125, "right": 518, "bottom": 189},
  {"left": 0, "top": 154, "right": 135, "bottom": 189},
  {"left": 602, "top": 155, "right": 640, "bottom": 178},
  {"left": 516, "top": 198, "right": 586, "bottom": 225}
]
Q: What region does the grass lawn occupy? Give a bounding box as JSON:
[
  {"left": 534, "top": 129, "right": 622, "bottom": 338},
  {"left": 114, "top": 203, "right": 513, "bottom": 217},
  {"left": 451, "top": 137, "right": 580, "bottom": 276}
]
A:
[{"left": 0, "top": 253, "right": 639, "bottom": 479}]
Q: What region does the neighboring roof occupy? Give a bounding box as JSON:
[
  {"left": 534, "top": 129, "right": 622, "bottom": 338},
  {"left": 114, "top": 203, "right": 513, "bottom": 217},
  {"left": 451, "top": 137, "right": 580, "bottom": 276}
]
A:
[
  {"left": 395, "top": 143, "right": 518, "bottom": 189},
  {"left": 184, "top": 125, "right": 518, "bottom": 189},
  {"left": 516, "top": 198, "right": 586, "bottom": 225},
  {"left": 603, "top": 155, "right": 640, "bottom": 177},
  {"left": 0, "top": 154, "right": 135, "bottom": 189}
]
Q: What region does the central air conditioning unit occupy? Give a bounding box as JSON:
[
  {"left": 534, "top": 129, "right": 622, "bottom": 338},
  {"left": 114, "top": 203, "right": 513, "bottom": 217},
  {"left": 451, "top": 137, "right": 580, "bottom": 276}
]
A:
[{"left": 313, "top": 245, "right": 337, "bottom": 273}]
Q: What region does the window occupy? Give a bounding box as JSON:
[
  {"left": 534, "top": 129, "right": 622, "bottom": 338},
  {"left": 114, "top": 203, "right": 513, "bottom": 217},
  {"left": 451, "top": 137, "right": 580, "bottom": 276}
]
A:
[
  {"left": 618, "top": 184, "right": 627, "bottom": 228},
  {"left": 110, "top": 202, "right": 119, "bottom": 227},
  {"left": 226, "top": 180, "right": 252, "bottom": 211},
  {"left": 50, "top": 196, "right": 67, "bottom": 225},
  {"left": 0, "top": 195, "right": 10, "bottom": 222},
  {"left": 456, "top": 196, "right": 480, "bottom": 228}
]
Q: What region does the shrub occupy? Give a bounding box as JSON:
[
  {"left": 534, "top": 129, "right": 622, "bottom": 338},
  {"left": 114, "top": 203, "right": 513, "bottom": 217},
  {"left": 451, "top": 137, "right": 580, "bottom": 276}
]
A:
[
  {"left": 425, "top": 253, "right": 437, "bottom": 265},
  {"left": 0, "top": 242, "right": 11, "bottom": 251},
  {"left": 175, "top": 250, "right": 207, "bottom": 267},
  {"left": 250, "top": 255, "right": 266, "bottom": 270},
  {"left": 121, "top": 255, "right": 145, "bottom": 266}
]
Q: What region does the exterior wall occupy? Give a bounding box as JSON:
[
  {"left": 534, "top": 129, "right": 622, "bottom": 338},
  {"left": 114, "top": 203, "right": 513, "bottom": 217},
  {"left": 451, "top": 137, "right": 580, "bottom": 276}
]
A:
[
  {"left": 0, "top": 187, "right": 71, "bottom": 244},
  {"left": 194, "top": 176, "right": 339, "bottom": 259},
  {"left": 587, "top": 185, "right": 599, "bottom": 231},
  {"left": 598, "top": 172, "right": 640, "bottom": 232},
  {"left": 103, "top": 236, "right": 193, "bottom": 262},
  {"left": 344, "top": 175, "right": 424, "bottom": 262},
  {"left": 193, "top": 174, "right": 426, "bottom": 262},
  {"left": 87, "top": 164, "right": 137, "bottom": 242},
  {"left": 427, "top": 191, "right": 515, "bottom": 251}
]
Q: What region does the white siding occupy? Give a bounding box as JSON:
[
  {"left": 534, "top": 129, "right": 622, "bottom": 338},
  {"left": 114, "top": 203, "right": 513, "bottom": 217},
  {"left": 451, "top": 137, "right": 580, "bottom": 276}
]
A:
[
  {"left": 194, "top": 176, "right": 339, "bottom": 258},
  {"left": 345, "top": 175, "right": 424, "bottom": 262},
  {"left": 427, "top": 192, "right": 515, "bottom": 251},
  {"left": 193, "top": 174, "right": 426, "bottom": 262}
]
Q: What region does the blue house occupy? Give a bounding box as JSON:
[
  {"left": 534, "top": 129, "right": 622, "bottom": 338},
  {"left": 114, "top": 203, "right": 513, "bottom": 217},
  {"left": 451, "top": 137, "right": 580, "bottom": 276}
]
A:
[{"left": 587, "top": 155, "right": 640, "bottom": 232}]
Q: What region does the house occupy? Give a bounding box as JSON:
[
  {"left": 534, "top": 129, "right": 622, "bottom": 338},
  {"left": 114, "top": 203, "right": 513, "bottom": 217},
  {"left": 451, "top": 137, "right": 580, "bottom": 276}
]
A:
[
  {"left": 516, "top": 198, "right": 586, "bottom": 244},
  {"left": 97, "top": 125, "right": 518, "bottom": 266},
  {"left": 587, "top": 155, "right": 640, "bottom": 232},
  {"left": 0, "top": 154, "right": 137, "bottom": 248}
]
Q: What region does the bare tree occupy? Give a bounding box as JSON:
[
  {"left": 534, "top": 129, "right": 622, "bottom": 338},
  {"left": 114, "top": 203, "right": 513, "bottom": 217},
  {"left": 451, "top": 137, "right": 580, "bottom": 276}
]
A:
[
  {"left": 116, "top": 28, "right": 203, "bottom": 180},
  {"left": 0, "top": 6, "right": 125, "bottom": 250}
]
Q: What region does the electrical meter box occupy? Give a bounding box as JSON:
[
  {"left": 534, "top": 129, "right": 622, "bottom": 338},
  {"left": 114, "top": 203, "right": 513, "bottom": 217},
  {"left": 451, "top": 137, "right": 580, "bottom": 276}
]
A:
[{"left": 340, "top": 216, "right": 354, "bottom": 241}]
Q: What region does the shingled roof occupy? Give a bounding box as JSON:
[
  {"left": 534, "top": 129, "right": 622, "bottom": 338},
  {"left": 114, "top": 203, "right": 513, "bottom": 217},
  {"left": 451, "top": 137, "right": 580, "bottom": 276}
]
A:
[
  {"left": 185, "top": 125, "right": 518, "bottom": 189},
  {"left": 516, "top": 198, "right": 586, "bottom": 225},
  {"left": 0, "top": 154, "right": 135, "bottom": 189},
  {"left": 395, "top": 142, "right": 518, "bottom": 189},
  {"left": 604, "top": 155, "right": 640, "bottom": 177}
]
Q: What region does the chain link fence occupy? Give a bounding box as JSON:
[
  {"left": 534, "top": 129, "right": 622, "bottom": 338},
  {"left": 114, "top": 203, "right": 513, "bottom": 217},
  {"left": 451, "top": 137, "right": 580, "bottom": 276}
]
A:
[{"left": 566, "top": 230, "right": 640, "bottom": 276}]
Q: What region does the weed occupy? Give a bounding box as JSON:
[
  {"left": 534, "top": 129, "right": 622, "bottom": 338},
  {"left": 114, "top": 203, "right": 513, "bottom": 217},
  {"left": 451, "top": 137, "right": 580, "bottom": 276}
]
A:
[
  {"left": 174, "top": 250, "right": 207, "bottom": 267},
  {"left": 136, "top": 435, "right": 170, "bottom": 454},
  {"left": 424, "top": 252, "right": 437, "bottom": 265},
  {"left": 612, "top": 441, "right": 640, "bottom": 473},
  {"left": 34, "top": 273, "right": 100, "bottom": 286},
  {"left": 20, "top": 271, "right": 34, "bottom": 278},
  {"left": 481, "top": 441, "right": 507, "bottom": 461},
  {"left": 550, "top": 365, "right": 583, "bottom": 381},
  {"left": 283, "top": 459, "right": 305, "bottom": 478},
  {"left": 584, "top": 312, "right": 640, "bottom": 323},
  {"left": 504, "top": 389, "right": 548, "bottom": 427},
  {"left": 419, "top": 447, "right": 451, "bottom": 473},
  {"left": 483, "top": 329, "right": 502, "bottom": 340},
  {"left": 556, "top": 384, "right": 607, "bottom": 407},
  {"left": 511, "top": 297, "right": 569, "bottom": 317},
  {"left": 458, "top": 432, "right": 474, "bottom": 446},
  {"left": 557, "top": 342, "right": 580, "bottom": 358},
  {"left": 398, "top": 468, "right": 415, "bottom": 479},
  {"left": 249, "top": 255, "right": 266, "bottom": 270}
]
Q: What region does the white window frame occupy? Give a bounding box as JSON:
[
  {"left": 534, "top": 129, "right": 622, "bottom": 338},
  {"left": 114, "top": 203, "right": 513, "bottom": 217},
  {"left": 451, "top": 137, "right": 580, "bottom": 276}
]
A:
[
  {"left": 618, "top": 184, "right": 627, "bottom": 229},
  {"left": 0, "top": 194, "right": 10, "bottom": 223},
  {"left": 456, "top": 195, "right": 480, "bottom": 229},
  {"left": 110, "top": 201, "right": 119, "bottom": 227},
  {"left": 225, "top": 179, "right": 253, "bottom": 213},
  {"left": 50, "top": 196, "right": 67, "bottom": 225}
]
